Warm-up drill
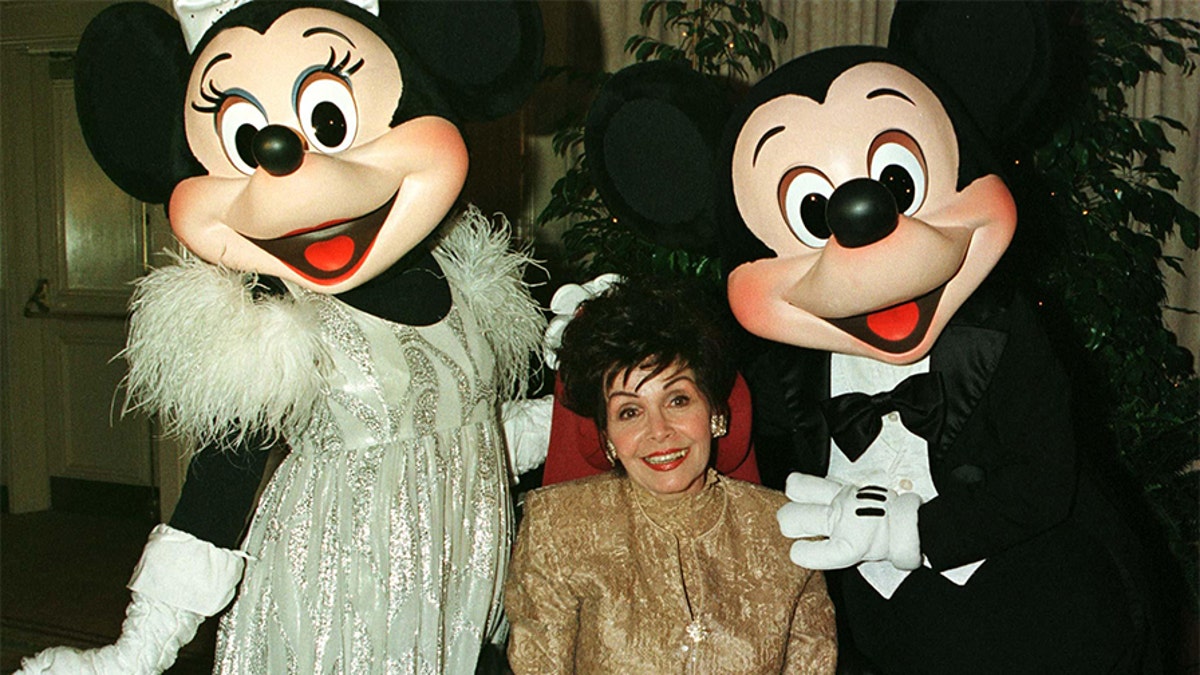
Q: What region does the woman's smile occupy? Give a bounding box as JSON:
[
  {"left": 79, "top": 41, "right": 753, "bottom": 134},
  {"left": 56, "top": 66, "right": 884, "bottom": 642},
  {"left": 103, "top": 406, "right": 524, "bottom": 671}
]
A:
[{"left": 642, "top": 447, "right": 690, "bottom": 470}]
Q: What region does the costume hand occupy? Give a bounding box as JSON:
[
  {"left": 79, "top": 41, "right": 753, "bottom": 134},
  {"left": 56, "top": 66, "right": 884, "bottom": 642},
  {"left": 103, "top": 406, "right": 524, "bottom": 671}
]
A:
[
  {"left": 542, "top": 273, "right": 621, "bottom": 369},
  {"left": 16, "top": 592, "right": 202, "bottom": 674},
  {"left": 17, "top": 524, "right": 245, "bottom": 675},
  {"left": 502, "top": 395, "right": 554, "bottom": 475},
  {"left": 777, "top": 473, "right": 921, "bottom": 570}
]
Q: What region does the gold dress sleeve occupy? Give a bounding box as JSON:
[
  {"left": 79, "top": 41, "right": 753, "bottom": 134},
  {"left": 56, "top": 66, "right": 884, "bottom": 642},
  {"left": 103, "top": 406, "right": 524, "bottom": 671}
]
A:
[
  {"left": 783, "top": 567, "right": 838, "bottom": 674},
  {"left": 504, "top": 490, "right": 578, "bottom": 674}
]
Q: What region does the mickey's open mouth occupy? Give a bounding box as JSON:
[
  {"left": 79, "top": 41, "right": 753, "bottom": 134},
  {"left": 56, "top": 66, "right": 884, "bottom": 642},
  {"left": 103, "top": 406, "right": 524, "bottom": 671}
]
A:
[
  {"left": 248, "top": 191, "right": 397, "bottom": 285},
  {"left": 826, "top": 285, "right": 945, "bottom": 353}
]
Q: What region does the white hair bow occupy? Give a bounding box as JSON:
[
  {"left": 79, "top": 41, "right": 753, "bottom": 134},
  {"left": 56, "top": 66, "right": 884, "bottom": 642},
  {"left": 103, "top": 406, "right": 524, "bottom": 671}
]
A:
[{"left": 174, "top": 0, "right": 380, "bottom": 52}]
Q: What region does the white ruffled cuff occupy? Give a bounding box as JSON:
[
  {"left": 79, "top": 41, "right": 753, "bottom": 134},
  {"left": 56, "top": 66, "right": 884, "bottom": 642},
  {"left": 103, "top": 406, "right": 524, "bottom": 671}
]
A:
[{"left": 127, "top": 524, "right": 247, "bottom": 617}]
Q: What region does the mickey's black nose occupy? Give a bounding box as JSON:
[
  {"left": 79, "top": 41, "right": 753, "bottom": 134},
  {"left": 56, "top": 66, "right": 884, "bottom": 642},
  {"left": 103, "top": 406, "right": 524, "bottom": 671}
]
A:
[
  {"left": 826, "top": 178, "right": 899, "bottom": 248},
  {"left": 253, "top": 125, "right": 306, "bottom": 177}
]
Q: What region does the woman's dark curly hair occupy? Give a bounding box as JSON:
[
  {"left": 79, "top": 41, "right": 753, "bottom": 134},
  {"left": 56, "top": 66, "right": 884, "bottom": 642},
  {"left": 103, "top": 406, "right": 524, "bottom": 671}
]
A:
[{"left": 557, "top": 275, "right": 735, "bottom": 432}]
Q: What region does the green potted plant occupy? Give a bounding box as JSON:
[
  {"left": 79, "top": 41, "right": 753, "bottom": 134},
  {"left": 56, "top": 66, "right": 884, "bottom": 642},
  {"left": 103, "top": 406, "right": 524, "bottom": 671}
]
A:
[
  {"left": 1006, "top": 0, "right": 1199, "bottom": 600},
  {"left": 536, "top": 0, "right": 787, "bottom": 282}
]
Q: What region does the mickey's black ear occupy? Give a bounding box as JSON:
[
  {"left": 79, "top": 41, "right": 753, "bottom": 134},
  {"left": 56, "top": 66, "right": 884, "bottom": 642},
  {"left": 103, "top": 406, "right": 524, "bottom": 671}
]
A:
[
  {"left": 584, "top": 61, "right": 730, "bottom": 254},
  {"left": 74, "top": 3, "right": 196, "bottom": 205},
  {"left": 379, "top": 0, "right": 543, "bottom": 121},
  {"left": 888, "top": 0, "right": 1051, "bottom": 142}
]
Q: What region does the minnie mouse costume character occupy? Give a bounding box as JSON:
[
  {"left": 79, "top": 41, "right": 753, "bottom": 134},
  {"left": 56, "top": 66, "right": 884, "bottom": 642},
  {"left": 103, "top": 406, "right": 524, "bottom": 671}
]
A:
[
  {"left": 584, "top": 3, "right": 1164, "bottom": 673},
  {"left": 19, "top": 1, "right": 543, "bottom": 673}
]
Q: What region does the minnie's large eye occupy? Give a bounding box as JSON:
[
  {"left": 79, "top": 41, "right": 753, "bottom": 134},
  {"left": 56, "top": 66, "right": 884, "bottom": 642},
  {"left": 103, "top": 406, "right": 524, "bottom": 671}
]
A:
[
  {"left": 778, "top": 167, "right": 835, "bottom": 249},
  {"left": 297, "top": 73, "right": 357, "bottom": 153},
  {"left": 869, "top": 131, "right": 927, "bottom": 216},
  {"left": 217, "top": 97, "right": 267, "bottom": 175}
]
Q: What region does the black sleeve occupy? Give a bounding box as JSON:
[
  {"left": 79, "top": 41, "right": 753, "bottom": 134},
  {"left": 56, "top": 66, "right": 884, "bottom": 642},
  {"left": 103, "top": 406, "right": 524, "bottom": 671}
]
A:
[
  {"left": 742, "top": 341, "right": 832, "bottom": 490},
  {"left": 168, "top": 436, "right": 277, "bottom": 549},
  {"left": 919, "top": 297, "right": 1078, "bottom": 569}
]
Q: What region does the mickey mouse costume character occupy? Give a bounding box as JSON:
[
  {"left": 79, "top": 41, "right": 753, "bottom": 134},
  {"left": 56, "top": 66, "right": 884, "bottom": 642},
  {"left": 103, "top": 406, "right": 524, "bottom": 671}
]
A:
[
  {"left": 18, "top": 1, "right": 543, "bottom": 673},
  {"left": 584, "top": 2, "right": 1165, "bottom": 673}
]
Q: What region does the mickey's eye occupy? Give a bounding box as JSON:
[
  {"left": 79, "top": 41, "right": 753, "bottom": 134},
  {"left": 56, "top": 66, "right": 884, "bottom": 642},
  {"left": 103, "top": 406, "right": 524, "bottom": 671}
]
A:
[
  {"left": 778, "top": 167, "right": 834, "bottom": 249},
  {"left": 217, "top": 97, "right": 267, "bottom": 175},
  {"left": 297, "top": 72, "right": 357, "bottom": 153},
  {"left": 868, "top": 131, "right": 926, "bottom": 216}
]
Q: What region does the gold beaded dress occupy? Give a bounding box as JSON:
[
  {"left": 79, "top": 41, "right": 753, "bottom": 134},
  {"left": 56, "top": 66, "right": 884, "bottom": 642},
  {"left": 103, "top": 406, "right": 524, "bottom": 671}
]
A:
[{"left": 505, "top": 469, "right": 838, "bottom": 674}]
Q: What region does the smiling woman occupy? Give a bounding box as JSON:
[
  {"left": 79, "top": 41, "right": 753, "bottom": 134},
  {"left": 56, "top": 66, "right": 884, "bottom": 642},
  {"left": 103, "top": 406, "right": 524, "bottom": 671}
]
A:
[{"left": 504, "top": 276, "right": 837, "bottom": 674}]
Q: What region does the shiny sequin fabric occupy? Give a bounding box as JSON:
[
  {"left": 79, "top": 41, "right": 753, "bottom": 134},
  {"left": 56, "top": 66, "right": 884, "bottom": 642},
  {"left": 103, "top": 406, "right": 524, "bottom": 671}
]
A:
[
  {"left": 214, "top": 287, "right": 509, "bottom": 674},
  {"left": 209, "top": 211, "right": 543, "bottom": 673},
  {"left": 505, "top": 470, "right": 838, "bottom": 674}
]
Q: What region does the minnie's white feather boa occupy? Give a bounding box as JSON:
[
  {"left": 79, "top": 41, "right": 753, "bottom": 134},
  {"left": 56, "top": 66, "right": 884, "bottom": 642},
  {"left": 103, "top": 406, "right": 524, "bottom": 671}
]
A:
[{"left": 123, "top": 205, "right": 544, "bottom": 454}]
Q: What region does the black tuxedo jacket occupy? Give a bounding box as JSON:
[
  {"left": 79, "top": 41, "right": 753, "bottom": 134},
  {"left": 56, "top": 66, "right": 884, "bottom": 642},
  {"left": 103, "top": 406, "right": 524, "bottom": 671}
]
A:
[{"left": 744, "top": 283, "right": 1165, "bottom": 674}]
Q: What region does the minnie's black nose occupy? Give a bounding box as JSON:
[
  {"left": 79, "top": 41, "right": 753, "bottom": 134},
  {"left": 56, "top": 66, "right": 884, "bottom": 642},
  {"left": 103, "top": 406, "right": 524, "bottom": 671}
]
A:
[
  {"left": 253, "top": 125, "right": 306, "bottom": 176},
  {"left": 826, "top": 178, "right": 899, "bottom": 248}
]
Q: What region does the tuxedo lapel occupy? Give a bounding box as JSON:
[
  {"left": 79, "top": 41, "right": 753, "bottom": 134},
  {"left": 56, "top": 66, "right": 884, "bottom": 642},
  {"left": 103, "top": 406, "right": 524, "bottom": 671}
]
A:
[{"left": 929, "top": 297, "right": 1010, "bottom": 460}]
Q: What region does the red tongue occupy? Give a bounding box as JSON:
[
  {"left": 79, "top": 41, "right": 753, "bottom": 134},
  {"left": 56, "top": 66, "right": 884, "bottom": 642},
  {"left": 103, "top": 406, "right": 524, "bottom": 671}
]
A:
[
  {"left": 304, "top": 235, "right": 355, "bottom": 272},
  {"left": 866, "top": 301, "right": 920, "bottom": 341}
]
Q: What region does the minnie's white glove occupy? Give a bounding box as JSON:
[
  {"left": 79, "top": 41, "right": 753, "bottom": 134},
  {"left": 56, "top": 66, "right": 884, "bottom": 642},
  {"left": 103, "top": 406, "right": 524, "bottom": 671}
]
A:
[
  {"left": 502, "top": 395, "right": 554, "bottom": 477},
  {"left": 777, "top": 473, "right": 921, "bottom": 571},
  {"left": 17, "top": 524, "right": 246, "bottom": 675},
  {"left": 500, "top": 275, "right": 621, "bottom": 479},
  {"left": 542, "top": 273, "right": 621, "bottom": 370}
]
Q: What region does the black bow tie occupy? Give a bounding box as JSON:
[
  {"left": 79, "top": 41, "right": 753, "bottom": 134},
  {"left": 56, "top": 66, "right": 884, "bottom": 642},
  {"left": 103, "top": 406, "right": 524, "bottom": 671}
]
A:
[{"left": 821, "top": 372, "right": 945, "bottom": 461}]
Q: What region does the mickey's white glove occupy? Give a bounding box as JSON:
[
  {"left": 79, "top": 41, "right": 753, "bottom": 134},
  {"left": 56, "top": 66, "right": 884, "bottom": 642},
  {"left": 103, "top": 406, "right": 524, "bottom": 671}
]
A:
[
  {"left": 17, "top": 524, "right": 246, "bottom": 675},
  {"left": 542, "top": 273, "right": 621, "bottom": 370},
  {"left": 777, "top": 473, "right": 921, "bottom": 571}
]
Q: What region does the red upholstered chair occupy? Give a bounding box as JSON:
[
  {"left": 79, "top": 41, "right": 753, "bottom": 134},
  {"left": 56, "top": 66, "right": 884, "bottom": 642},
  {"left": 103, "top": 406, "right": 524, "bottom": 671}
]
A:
[{"left": 541, "top": 372, "right": 760, "bottom": 486}]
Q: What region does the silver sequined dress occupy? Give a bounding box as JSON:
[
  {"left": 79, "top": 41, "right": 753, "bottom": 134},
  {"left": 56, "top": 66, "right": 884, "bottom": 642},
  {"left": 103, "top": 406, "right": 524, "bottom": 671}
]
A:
[{"left": 208, "top": 212, "right": 540, "bottom": 674}]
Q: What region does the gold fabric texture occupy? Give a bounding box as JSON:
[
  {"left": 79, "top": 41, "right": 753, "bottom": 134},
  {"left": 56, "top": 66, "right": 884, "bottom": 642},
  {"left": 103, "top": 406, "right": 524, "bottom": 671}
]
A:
[{"left": 505, "top": 470, "right": 837, "bottom": 674}]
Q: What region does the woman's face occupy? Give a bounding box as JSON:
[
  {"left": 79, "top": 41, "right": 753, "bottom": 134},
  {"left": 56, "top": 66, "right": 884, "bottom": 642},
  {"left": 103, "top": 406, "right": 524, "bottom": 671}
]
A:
[{"left": 604, "top": 362, "right": 713, "bottom": 500}]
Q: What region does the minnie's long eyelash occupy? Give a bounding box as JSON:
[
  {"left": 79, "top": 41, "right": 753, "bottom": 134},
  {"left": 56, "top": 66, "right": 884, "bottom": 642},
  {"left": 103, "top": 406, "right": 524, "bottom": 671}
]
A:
[
  {"left": 189, "top": 47, "right": 361, "bottom": 115},
  {"left": 322, "top": 47, "right": 365, "bottom": 78},
  {"left": 192, "top": 80, "right": 228, "bottom": 114}
]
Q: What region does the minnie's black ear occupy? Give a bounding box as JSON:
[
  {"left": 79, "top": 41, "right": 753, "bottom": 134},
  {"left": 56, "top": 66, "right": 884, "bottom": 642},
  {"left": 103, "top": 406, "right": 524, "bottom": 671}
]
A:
[
  {"left": 74, "top": 3, "right": 197, "bottom": 205},
  {"left": 888, "top": 0, "right": 1051, "bottom": 143},
  {"left": 379, "top": 0, "right": 543, "bottom": 121},
  {"left": 584, "top": 61, "right": 730, "bottom": 254}
]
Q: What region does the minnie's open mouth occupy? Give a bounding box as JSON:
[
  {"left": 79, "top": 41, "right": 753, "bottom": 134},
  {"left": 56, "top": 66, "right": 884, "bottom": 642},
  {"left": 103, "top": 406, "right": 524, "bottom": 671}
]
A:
[
  {"left": 826, "top": 285, "right": 944, "bottom": 353},
  {"left": 248, "top": 191, "right": 397, "bottom": 285}
]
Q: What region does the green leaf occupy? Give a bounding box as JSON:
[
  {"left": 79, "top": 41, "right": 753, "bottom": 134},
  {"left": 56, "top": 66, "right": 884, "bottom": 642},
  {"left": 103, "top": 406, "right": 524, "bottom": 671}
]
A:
[
  {"left": 1162, "top": 41, "right": 1188, "bottom": 65},
  {"left": 639, "top": 1, "right": 660, "bottom": 27},
  {"left": 767, "top": 16, "right": 788, "bottom": 41},
  {"left": 747, "top": 2, "right": 765, "bottom": 26},
  {"left": 1138, "top": 119, "right": 1175, "bottom": 151},
  {"left": 1176, "top": 206, "right": 1199, "bottom": 248},
  {"left": 1153, "top": 115, "right": 1188, "bottom": 132},
  {"left": 695, "top": 34, "right": 723, "bottom": 58},
  {"left": 635, "top": 40, "right": 657, "bottom": 62},
  {"left": 1120, "top": 61, "right": 1142, "bottom": 86}
]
